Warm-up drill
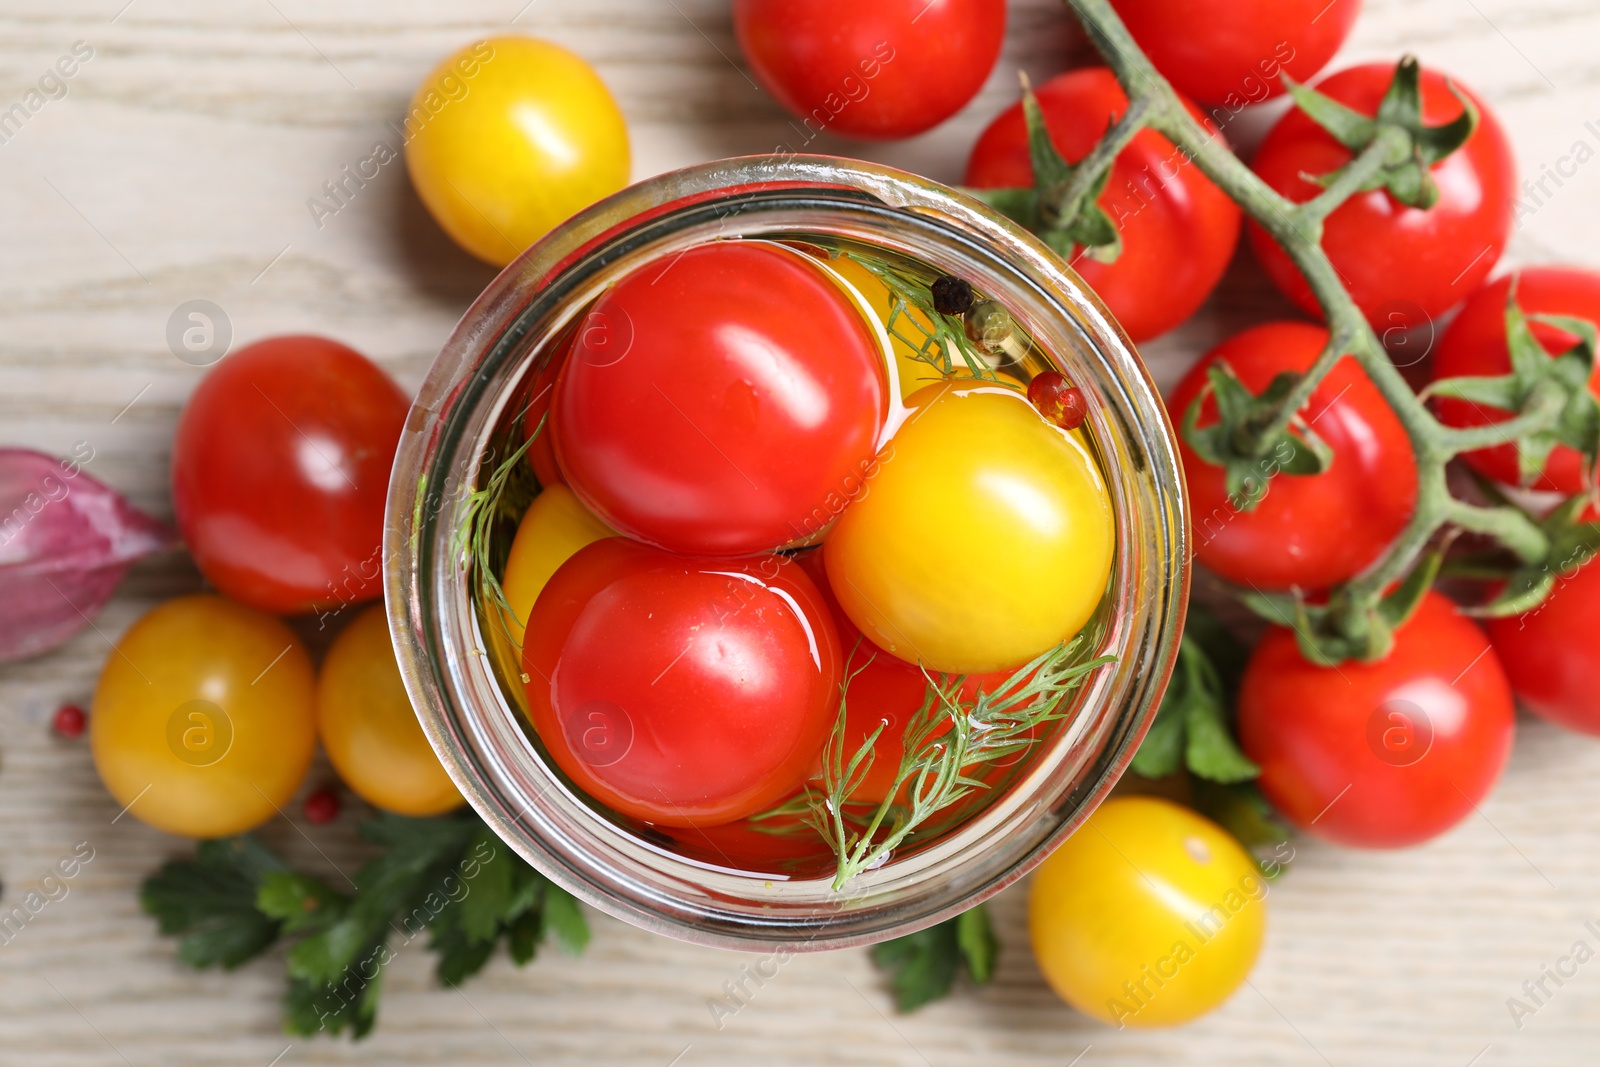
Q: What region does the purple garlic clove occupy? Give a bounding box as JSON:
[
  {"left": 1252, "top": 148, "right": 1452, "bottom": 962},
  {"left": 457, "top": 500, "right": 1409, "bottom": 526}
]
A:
[{"left": 0, "top": 448, "right": 176, "bottom": 663}]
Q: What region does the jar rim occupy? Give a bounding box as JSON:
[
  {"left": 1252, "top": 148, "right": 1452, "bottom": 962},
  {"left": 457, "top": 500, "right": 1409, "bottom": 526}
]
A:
[{"left": 384, "top": 154, "right": 1189, "bottom": 952}]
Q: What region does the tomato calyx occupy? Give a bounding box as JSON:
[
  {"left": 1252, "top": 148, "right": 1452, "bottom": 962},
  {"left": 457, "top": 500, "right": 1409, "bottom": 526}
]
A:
[
  {"left": 1241, "top": 544, "right": 1446, "bottom": 666},
  {"left": 1425, "top": 281, "right": 1600, "bottom": 489},
  {"left": 1284, "top": 54, "right": 1479, "bottom": 210},
  {"left": 1448, "top": 492, "right": 1600, "bottom": 618},
  {"left": 965, "top": 75, "right": 1123, "bottom": 263},
  {"left": 1181, "top": 362, "right": 1334, "bottom": 510}
]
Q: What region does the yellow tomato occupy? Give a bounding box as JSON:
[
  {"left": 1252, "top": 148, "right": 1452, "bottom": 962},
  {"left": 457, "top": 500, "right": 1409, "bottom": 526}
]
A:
[
  {"left": 824, "top": 381, "right": 1113, "bottom": 674},
  {"left": 501, "top": 483, "right": 614, "bottom": 648},
  {"left": 405, "top": 36, "right": 630, "bottom": 266},
  {"left": 822, "top": 254, "right": 944, "bottom": 397},
  {"left": 317, "top": 605, "right": 462, "bottom": 817},
  {"left": 1030, "top": 797, "right": 1267, "bottom": 1028},
  {"left": 90, "top": 595, "right": 316, "bottom": 838}
]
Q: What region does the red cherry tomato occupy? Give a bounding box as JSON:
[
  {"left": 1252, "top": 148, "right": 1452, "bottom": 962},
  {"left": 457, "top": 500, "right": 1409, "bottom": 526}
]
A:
[
  {"left": 733, "top": 0, "right": 1005, "bottom": 141},
  {"left": 1248, "top": 63, "right": 1516, "bottom": 326},
  {"left": 552, "top": 242, "right": 888, "bottom": 556},
  {"left": 523, "top": 538, "right": 841, "bottom": 827},
  {"left": 1237, "top": 592, "right": 1515, "bottom": 848},
  {"left": 965, "top": 69, "right": 1241, "bottom": 342},
  {"left": 1169, "top": 322, "right": 1417, "bottom": 591},
  {"left": 172, "top": 336, "right": 409, "bottom": 614},
  {"left": 1430, "top": 268, "right": 1600, "bottom": 494},
  {"left": 519, "top": 350, "right": 565, "bottom": 489},
  {"left": 1109, "top": 0, "right": 1361, "bottom": 106},
  {"left": 1485, "top": 505, "right": 1600, "bottom": 735},
  {"left": 664, "top": 813, "right": 837, "bottom": 879}
]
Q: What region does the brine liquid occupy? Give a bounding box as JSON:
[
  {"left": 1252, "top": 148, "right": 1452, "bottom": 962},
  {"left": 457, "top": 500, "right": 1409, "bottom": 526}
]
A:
[{"left": 473, "top": 234, "right": 1114, "bottom": 882}]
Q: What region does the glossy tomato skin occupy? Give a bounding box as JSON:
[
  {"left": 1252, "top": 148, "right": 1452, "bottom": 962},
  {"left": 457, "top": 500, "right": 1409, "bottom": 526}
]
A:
[
  {"left": 1430, "top": 268, "right": 1600, "bottom": 493},
  {"left": 318, "top": 606, "right": 463, "bottom": 817},
  {"left": 733, "top": 0, "right": 1004, "bottom": 141},
  {"left": 965, "top": 68, "right": 1241, "bottom": 342},
  {"left": 404, "top": 37, "right": 629, "bottom": 266},
  {"left": 1170, "top": 322, "right": 1417, "bottom": 590},
  {"left": 1237, "top": 592, "right": 1515, "bottom": 848},
  {"left": 520, "top": 351, "right": 566, "bottom": 489},
  {"left": 553, "top": 242, "right": 889, "bottom": 557},
  {"left": 1486, "top": 506, "right": 1600, "bottom": 734},
  {"left": 91, "top": 595, "right": 316, "bottom": 838},
  {"left": 172, "top": 336, "right": 409, "bottom": 615},
  {"left": 797, "top": 550, "right": 939, "bottom": 803},
  {"left": 825, "top": 381, "right": 1114, "bottom": 675},
  {"left": 523, "top": 538, "right": 841, "bottom": 827},
  {"left": 1111, "top": 0, "right": 1360, "bottom": 106},
  {"left": 1030, "top": 796, "right": 1266, "bottom": 1027},
  {"left": 1248, "top": 64, "right": 1516, "bottom": 325}
]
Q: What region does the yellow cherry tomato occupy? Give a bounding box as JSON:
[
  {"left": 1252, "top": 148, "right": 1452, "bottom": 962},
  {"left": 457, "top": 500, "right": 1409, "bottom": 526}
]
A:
[
  {"left": 317, "top": 605, "right": 462, "bottom": 817},
  {"left": 90, "top": 595, "right": 316, "bottom": 838},
  {"left": 822, "top": 254, "right": 943, "bottom": 397},
  {"left": 824, "top": 380, "right": 1113, "bottom": 674},
  {"left": 1030, "top": 796, "right": 1267, "bottom": 1028},
  {"left": 501, "top": 483, "right": 615, "bottom": 648},
  {"left": 405, "top": 36, "right": 630, "bottom": 266}
]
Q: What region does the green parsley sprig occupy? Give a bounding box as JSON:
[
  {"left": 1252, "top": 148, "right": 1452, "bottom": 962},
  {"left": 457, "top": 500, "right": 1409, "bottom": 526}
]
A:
[
  {"left": 141, "top": 811, "right": 587, "bottom": 1039},
  {"left": 871, "top": 903, "right": 999, "bottom": 1011}
]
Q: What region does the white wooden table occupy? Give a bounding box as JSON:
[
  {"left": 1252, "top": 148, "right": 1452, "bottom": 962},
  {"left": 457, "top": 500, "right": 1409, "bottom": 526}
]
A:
[{"left": 3, "top": 1, "right": 1600, "bottom": 1064}]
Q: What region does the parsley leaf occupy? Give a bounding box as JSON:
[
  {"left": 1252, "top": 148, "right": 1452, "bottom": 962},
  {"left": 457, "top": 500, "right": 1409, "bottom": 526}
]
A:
[
  {"left": 142, "top": 810, "right": 590, "bottom": 1040},
  {"left": 871, "top": 904, "right": 999, "bottom": 1011},
  {"left": 1131, "top": 605, "right": 1258, "bottom": 783},
  {"left": 140, "top": 837, "right": 287, "bottom": 970}
]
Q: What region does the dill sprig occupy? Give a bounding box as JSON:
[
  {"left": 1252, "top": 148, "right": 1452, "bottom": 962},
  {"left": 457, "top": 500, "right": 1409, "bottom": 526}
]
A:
[
  {"left": 452, "top": 396, "right": 546, "bottom": 658},
  {"left": 841, "top": 250, "right": 1003, "bottom": 383},
  {"left": 801, "top": 639, "right": 1115, "bottom": 891}
]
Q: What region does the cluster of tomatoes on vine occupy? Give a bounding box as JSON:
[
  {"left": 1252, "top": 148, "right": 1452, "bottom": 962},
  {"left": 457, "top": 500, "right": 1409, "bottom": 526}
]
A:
[{"left": 733, "top": 0, "right": 1600, "bottom": 1026}]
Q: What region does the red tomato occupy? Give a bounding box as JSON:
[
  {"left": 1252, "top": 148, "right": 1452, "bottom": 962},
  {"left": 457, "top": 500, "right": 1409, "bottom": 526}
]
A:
[
  {"left": 1237, "top": 592, "right": 1515, "bottom": 848},
  {"left": 172, "top": 336, "right": 409, "bottom": 614},
  {"left": 964, "top": 69, "right": 1241, "bottom": 342},
  {"left": 552, "top": 242, "right": 888, "bottom": 556},
  {"left": 1169, "top": 322, "right": 1417, "bottom": 591},
  {"left": 796, "top": 550, "right": 931, "bottom": 803},
  {"left": 1485, "top": 505, "right": 1600, "bottom": 734},
  {"left": 523, "top": 538, "right": 841, "bottom": 827},
  {"left": 519, "top": 348, "right": 565, "bottom": 489},
  {"left": 1248, "top": 63, "right": 1516, "bottom": 326},
  {"left": 733, "top": 0, "right": 1005, "bottom": 141},
  {"left": 1430, "top": 268, "right": 1600, "bottom": 493},
  {"left": 795, "top": 551, "right": 1026, "bottom": 804},
  {"left": 1110, "top": 0, "right": 1361, "bottom": 107},
  {"left": 664, "top": 813, "right": 837, "bottom": 879}
]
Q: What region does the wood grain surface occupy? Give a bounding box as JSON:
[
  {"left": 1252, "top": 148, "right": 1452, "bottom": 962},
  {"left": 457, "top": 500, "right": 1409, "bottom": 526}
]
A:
[{"left": 3, "top": 1, "right": 1600, "bottom": 1064}]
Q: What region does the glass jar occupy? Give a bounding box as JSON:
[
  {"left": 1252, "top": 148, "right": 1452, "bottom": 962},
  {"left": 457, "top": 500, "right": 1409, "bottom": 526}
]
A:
[{"left": 384, "top": 155, "right": 1188, "bottom": 952}]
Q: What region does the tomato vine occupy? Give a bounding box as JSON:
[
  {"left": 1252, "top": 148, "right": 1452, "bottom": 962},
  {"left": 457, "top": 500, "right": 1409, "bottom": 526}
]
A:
[{"left": 969, "top": 0, "right": 1600, "bottom": 666}]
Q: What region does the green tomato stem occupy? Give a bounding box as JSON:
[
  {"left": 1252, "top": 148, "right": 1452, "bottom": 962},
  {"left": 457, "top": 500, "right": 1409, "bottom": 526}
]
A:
[
  {"left": 1060, "top": 0, "right": 1558, "bottom": 658},
  {"left": 1047, "top": 92, "right": 1153, "bottom": 226}
]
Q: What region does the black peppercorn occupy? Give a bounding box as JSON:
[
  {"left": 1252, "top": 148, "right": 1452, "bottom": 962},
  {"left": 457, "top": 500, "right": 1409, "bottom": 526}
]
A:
[{"left": 930, "top": 275, "right": 975, "bottom": 316}]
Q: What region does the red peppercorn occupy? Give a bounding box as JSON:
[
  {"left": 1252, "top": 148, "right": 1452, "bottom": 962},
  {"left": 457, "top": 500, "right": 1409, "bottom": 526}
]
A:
[
  {"left": 303, "top": 788, "right": 341, "bottom": 825},
  {"left": 51, "top": 704, "right": 87, "bottom": 739},
  {"left": 1027, "top": 371, "right": 1089, "bottom": 431}
]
